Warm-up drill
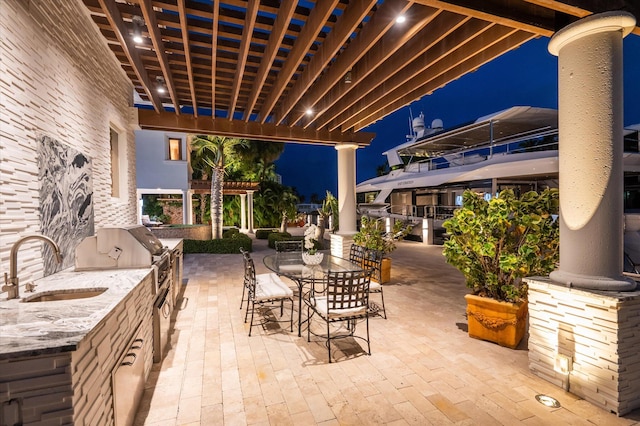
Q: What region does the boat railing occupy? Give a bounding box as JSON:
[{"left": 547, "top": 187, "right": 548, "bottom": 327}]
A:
[
  {"left": 403, "top": 135, "right": 560, "bottom": 173},
  {"left": 383, "top": 204, "right": 458, "bottom": 220}
]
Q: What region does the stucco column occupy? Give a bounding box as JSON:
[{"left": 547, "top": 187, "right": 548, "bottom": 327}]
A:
[
  {"left": 247, "top": 190, "right": 255, "bottom": 234},
  {"left": 335, "top": 144, "right": 358, "bottom": 234},
  {"left": 183, "top": 189, "right": 193, "bottom": 225},
  {"left": 239, "top": 193, "right": 247, "bottom": 232},
  {"left": 548, "top": 11, "right": 636, "bottom": 291}
]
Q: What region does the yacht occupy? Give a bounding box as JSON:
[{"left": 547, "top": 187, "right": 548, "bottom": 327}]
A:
[{"left": 356, "top": 106, "right": 640, "bottom": 244}]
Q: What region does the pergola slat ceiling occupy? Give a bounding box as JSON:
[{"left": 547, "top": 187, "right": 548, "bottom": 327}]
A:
[{"left": 82, "top": 0, "right": 639, "bottom": 146}]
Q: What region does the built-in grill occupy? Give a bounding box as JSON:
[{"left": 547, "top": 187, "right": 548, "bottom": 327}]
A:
[{"left": 75, "top": 226, "right": 173, "bottom": 363}]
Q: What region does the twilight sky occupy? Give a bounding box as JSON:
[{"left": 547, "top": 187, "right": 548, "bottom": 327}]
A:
[{"left": 275, "top": 35, "right": 640, "bottom": 202}]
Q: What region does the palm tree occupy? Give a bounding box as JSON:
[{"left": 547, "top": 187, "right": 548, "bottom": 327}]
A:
[
  {"left": 191, "top": 135, "right": 247, "bottom": 239},
  {"left": 262, "top": 183, "right": 299, "bottom": 232},
  {"left": 316, "top": 191, "right": 338, "bottom": 247}
]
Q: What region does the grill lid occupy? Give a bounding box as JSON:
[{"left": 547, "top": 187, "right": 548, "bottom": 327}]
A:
[{"left": 75, "top": 225, "right": 166, "bottom": 270}]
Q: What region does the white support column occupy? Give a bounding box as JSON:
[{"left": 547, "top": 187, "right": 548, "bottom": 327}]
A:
[
  {"left": 186, "top": 190, "right": 194, "bottom": 225},
  {"left": 240, "top": 193, "right": 247, "bottom": 232},
  {"left": 548, "top": 12, "right": 636, "bottom": 291},
  {"left": 335, "top": 144, "right": 358, "bottom": 234},
  {"left": 247, "top": 190, "right": 255, "bottom": 234}
]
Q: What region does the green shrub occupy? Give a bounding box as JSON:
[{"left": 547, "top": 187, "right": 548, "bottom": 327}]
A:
[
  {"left": 184, "top": 232, "right": 252, "bottom": 254},
  {"left": 267, "top": 232, "right": 305, "bottom": 249},
  {"left": 222, "top": 228, "right": 240, "bottom": 238},
  {"left": 255, "top": 228, "right": 277, "bottom": 239}
]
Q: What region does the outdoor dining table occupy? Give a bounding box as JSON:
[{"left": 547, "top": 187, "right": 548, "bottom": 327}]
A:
[{"left": 263, "top": 251, "right": 364, "bottom": 336}]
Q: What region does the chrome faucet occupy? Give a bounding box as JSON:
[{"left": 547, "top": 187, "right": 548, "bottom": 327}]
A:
[{"left": 3, "top": 234, "right": 63, "bottom": 300}]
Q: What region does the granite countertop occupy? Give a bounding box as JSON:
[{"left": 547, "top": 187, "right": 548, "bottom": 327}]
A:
[
  {"left": 0, "top": 267, "right": 153, "bottom": 360},
  {"left": 0, "top": 238, "right": 182, "bottom": 360}
]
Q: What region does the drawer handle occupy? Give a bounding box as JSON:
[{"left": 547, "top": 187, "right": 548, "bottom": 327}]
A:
[{"left": 121, "top": 352, "right": 137, "bottom": 366}]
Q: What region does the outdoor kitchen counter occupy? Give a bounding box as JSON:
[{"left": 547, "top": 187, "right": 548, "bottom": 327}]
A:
[{"left": 0, "top": 267, "right": 153, "bottom": 360}]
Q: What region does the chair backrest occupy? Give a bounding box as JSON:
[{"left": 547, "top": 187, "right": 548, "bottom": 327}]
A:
[
  {"left": 325, "top": 269, "right": 372, "bottom": 312},
  {"left": 275, "top": 240, "right": 304, "bottom": 252},
  {"left": 240, "top": 248, "right": 256, "bottom": 290},
  {"left": 349, "top": 244, "right": 382, "bottom": 282}
]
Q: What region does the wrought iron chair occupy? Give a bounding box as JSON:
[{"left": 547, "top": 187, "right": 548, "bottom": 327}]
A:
[
  {"left": 242, "top": 250, "right": 294, "bottom": 336},
  {"left": 349, "top": 244, "right": 387, "bottom": 319},
  {"left": 305, "top": 269, "right": 373, "bottom": 363},
  {"left": 275, "top": 239, "right": 304, "bottom": 252}
]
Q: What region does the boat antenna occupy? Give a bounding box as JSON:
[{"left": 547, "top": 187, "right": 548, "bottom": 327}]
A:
[{"left": 408, "top": 108, "right": 415, "bottom": 139}]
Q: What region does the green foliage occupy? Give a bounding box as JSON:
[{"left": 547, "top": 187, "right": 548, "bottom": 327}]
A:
[
  {"left": 442, "top": 188, "right": 559, "bottom": 303},
  {"left": 222, "top": 228, "right": 240, "bottom": 238},
  {"left": 142, "top": 194, "right": 164, "bottom": 217},
  {"left": 183, "top": 232, "right": 252, "bottom": 253},
  {"left": 267, "top": 232, "right": 301, "bottom": 249},
  {"left": 158, "top": 214, "right": 171, "bottom": 224},
  {"left": 353, "top": 216, "right": 412, "bottom": 255},
  {"left": 255, "top": 229, "right": 278, "bottom": 239}
]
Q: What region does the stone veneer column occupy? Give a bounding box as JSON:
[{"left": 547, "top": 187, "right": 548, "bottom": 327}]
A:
[
  {"left": 247, "top": 190, "right": 255, "bottom": 234},
  {"left": 239, "top": 193, "right": 247, "bottom": 232},
  {"left": 548, "top": 11, "right": 636, "bottom": 291}
]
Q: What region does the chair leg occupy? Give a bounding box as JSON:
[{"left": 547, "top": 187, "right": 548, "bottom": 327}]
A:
[
  {"left": 365, "top": 316, "right": 371, "bottom": 355},
  {"left": 327, "top": 320, "right": 332, "bottom": 363},
  {"left": 240, "top": 285, "right": 246, "bottom": 310},
  {"left": 379, "top": 289, "right": 387, "bottom": 319},
  {"left": 248, "top": 301, "right": 255, "bottom": 336},
  {"left": 289, "top": 299, "right": 294, "bottom": 332},
  {"left": 307, "top": 305, "right": 311, "bottom": 342},
  {"left": 244, "top": 297, "right": 251, "bottom": 323}
]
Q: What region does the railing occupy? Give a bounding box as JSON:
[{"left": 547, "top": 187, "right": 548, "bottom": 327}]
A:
[
  {"left": 362, "top": 204, "right": 458, "bottom": 221},
  {"left": 402, "top": 132, "right": 560, "bottom": 173}
]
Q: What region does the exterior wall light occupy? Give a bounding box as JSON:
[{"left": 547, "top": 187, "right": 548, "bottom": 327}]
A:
[
  {"left": 132, "top": 15, "right": 145, "bottom": 44},
  {"left": 156, "top": 76, "right": 166, "bottom": 94}
]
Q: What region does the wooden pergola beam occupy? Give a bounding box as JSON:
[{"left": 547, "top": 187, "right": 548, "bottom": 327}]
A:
[
  {"left": 286, "top": 0, "right": 415, "bottom": 127},
  {"left": 318, "top": 11, "right": 472, "bottom": 132},
  {"left": 413, "top": 0, "right": 555, "bottom": 36},
  {"left": 274, "top": 0, "right": 378, "bottom": 125},
  {"left": 258, "top": 0, "right": 340, "bottom": 124},
  {"left": 306, "top": 4, "right": 442, "bottom": 130},
  {"left": 97, "top": 0, "right": 162, "bottom": 112},
  {"left": 138, "top": 109, "right": 375, "bottom": 146},
  {"left": 228, "top": 0, "right": 259, "bottom": 119},
  {"left": 352, "top": 30, "right": 536, "bottom": 131},
  {"left": 177, "top": 0, "right": 198, "bottom": 117},
  {"left": 243, "top": 0, "right": 297, "bottom": 121},
  {"left": 139, "top": 0, "right": 180, "bottom": 114}
]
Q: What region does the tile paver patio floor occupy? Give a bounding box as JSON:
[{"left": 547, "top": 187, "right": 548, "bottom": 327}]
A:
[{"left": 134, "top": 230, "right": 640, "bottom": 425}]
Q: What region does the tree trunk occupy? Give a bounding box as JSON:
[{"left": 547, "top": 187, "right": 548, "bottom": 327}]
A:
[
  {"left": 199, "top": 194, "right": 206, "bottom": 225},
  {"left": 280, "top": 213, "right": 288, "bottom": 233},
  {"left": 316, "top": 215, "right": 326, "bottom": 249},
  {"left": 210, "top": 166, "right": 224, "bottom": 239}
]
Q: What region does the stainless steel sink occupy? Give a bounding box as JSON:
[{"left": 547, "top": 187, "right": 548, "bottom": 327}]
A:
[{"left": 22, "top": 288, "right": 108, "bottom": 303}]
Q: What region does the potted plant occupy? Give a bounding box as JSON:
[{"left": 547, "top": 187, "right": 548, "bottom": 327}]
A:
[
  {"left": 442, "top": 188, "right": 559, "bottom": 348},
  {"left": 302, "top": 224, "right": 323, "bottom": 265},
  {"left": 353, "top": 216, "right": 412, "bottom": 283}
]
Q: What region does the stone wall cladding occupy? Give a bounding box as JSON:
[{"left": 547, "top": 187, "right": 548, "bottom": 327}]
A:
[
  {"left": 151, "top": 225, "right": 212, "bottom": 240},
  {"left": 0, "top": 273, "right": 153, "bottom": 425},
  {"left": 527, "top": 277, "right": 640, "bottom": 416},
  {"left": 0, "top": 0, "right": 136, "bottom": 284}
]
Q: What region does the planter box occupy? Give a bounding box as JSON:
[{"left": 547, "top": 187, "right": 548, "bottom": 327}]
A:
[
  {"left": 464, "top": 294, "right": 527, "bottom": 349},
  {"left": 380, "top": 257, "right": 391, "bottom": 283}
]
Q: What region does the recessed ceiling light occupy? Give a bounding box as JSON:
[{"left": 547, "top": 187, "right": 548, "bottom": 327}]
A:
[
  {"left": 535, "top": 394, "right": 561, "bottom": 408},
  {"left": 396, "top": 15, "right": 406, "bottom": 24},
  {"left": 132, "top": 15, "right": 145, "bottom": 44},
  {"left": 306, "top": 109, "right": 313, "bottom": 116}
]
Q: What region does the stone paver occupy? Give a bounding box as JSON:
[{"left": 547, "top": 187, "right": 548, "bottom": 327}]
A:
[{"left": 134, "top": 229, "right": 640, "bottom": 425}]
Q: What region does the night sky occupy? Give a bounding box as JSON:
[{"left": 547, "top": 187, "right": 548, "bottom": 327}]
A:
[{"left": 275, "top": 35, "right": 640, "bottom": 202}]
